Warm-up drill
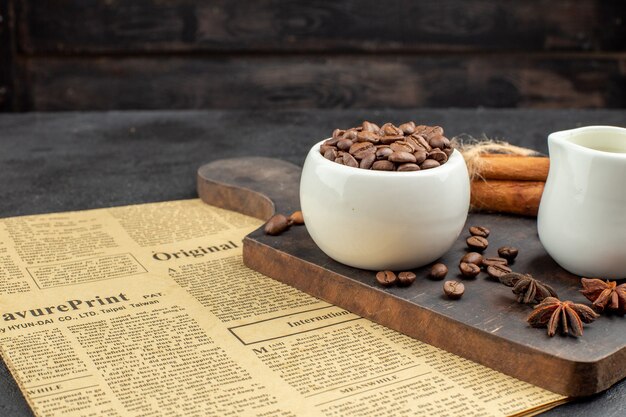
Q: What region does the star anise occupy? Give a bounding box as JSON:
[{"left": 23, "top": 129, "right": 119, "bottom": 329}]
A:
[
  {"left": 499, "top": 272, "right": 558, "bottom": 304},
  {"left": 580, "top": 278, "right": 626, "bottom": 314},
  {"left": 527, "top": 297, "right": 598, "bottom": 337}
]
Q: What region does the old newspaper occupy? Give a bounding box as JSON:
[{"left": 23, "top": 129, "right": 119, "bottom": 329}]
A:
[{"left": 0, "top": 199, "right": 566, "bottom": 416}]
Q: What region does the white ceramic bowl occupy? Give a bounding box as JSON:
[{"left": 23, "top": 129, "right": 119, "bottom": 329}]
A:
[{"left": 300, "top": 140, "right": 470, "bottom": 271}]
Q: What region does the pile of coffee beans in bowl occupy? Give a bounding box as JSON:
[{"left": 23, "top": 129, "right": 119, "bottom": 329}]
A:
[{"left": 320, "top": 121, "right": 454, "bottom": 171}]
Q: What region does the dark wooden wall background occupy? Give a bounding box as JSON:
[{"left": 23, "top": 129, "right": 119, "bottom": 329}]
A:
[{"left": 0, "top": 0, "right": 625, "bottom": 112}]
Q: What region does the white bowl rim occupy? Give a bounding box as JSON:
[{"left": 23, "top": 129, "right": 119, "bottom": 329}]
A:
[{"left": 310, "top": 138, "right": 464, "bottom": 177}]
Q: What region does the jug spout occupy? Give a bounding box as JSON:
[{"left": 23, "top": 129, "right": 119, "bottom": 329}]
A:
[
  {"left": 538, "top": 125, "right": 626, "bottom": 279},
  {"left": 549, "top": 125, "right": 626, "bottom": 154}
]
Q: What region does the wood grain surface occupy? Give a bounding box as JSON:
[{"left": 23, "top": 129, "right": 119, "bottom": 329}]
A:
[
  {"left": 21, "top": 55, "right": 626, "bottom": 111},
  {"left": 3, "top": 0, "right": 626, "bottom": 111},
  {"left": 15, "top": 0, "right": 626, "bottom": 53},
  {"left": 198, "top": 156, "right": 626, "bottom": 398}
]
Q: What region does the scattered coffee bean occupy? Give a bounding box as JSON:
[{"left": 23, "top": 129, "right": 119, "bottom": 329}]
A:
[
  {"left": 376, "top": 270, "right": 397, "bottom": 287},
  {"left": 469, "top": 226, "right": 490, "bottom": 237},
  {"left": 498, "top": 246, "right": 519, "bottom": 262},
  {"left": 321, "top": 121, "right": 454, "bottom": 171},
  {"left": 459, "top": 262, "right": 481, "bottom": 278},
  {"left": 466, "top": 235, "right": 489, "bottom": 252},
  {"left": 444, "top": 281, "right": 465, "bottom": 299},
  {"left": 487, "top": 264, "right": 512, "bottom": 280},
  {"left": 264, "top": 214, "right": 290, "bottom": 236},
  {"left": 288, "top": 211, "right": 304, "bottom": 225},
  {"left": 398, "top": 271, "right": 417, "bottom": 286},
  {"left": 482, "top": 257, "right": 508, "bottom": 267},
  {"left": 461, "top": 252, "right": 483, "bottom": 266},
  {"left": 430, "top": 263, "right": 448, "bottom": 280}
]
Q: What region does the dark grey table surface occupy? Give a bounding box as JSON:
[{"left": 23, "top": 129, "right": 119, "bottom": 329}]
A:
[{"left": 0, "top": 109, "right": 625, "bottom": 416}]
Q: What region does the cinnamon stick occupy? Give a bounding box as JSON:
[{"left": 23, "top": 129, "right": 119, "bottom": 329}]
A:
[
  {"left": 470, "top": 180, "right": 545, "bottom": 217},
  {"left": 474, "top": 155, "right": 549, "bottom": 182}
]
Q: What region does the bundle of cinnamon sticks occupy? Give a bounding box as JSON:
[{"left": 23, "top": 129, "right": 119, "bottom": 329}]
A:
[{"left": 467, "top": 154, "right": 549, "bottom": 217}]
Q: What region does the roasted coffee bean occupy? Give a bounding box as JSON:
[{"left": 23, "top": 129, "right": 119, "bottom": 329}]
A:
[
  {"left": 413, "top": 149, "right": 428, "bottom": 164},
  {"left": 359, "top": 153, "right": 376, "bottom": 169},
  {"left": 264, "top": 214, "right": 290, "bottom": 236},
  {"left": 288, "top": 211, "right": 304, "bottom": 225},
  {"left": 498, "top": 246, "right": 519, "bottom": 261},
  {"left": 405, "top": 136, "right": 421, "bottom": 151},
  {"left": 482, "top": 257, "right": 508, "bottom": 267},
  {"left": 372, "top": 160, "right": 395, "bottom": 171},
  {"left": 444, "top": 280, "right": 465, "bottom": 299},
  {"left": 343, "top": 129, "right": 358, "bottom": 140},
  {"left": 461, "top": 252, "right": 483, "bottom": 266},
  {"left": 376, "top": 270, "right": 397, "bottom": 287},
  {"left": 426, "top": 126, "right": 444, "bottom": 138},
  {"left": 323, "top": 148, "right": 338, "bottom": 160},
  {"left": 399, "top": 122, "right": 416, "bottom": 135},
  {"left": 390, "top": 141, "right": 414, "bottom": 153},
  {"left": 349, "top": 141, "right": 374, "bottom": 154},
  {"left": 469, "top": 226, "right": 490, "bottom": 237},
  {"left": 323, "top": 122, "right": 453, "bottom": 170},
  {"left": 342, "top": 153, "right": 359, "bottom": 168},
  {"left": 381, "top": 123, "right": 402, "bottom": 136},
  {"left": 420, "top": 159, "right": 440, "bottom": 170},
  {"left": 466, "top": 235, "right": 489, "bottom": 252},
  {"left": 397, "top": 163, "right": 420, "bottom": 172},
  {"left": 337, "top": 138, "right": 353, "bottom": 151},
  {"left": 380, "top": 134, "right": 404, "bottom": 145},
  {"left": 389, "top": 151, "right": 417, "bottom": 164},
  {"left": 375, "top": 147, "right": 393, "bottom": 160},
  {"left": 459, "top": 262, "right": 481, "bottom": 278},
  {"left": 362, "top": 121, "right": 380, "bottom": 132},
  {"left": 349, "top": 141, "right": 375, "bottom": 159},
  {"left": 487, "top": 264, "right": 512, "bottom": 279},
  {"left": 356, "top": 131, "right": 380, "bottom": 143},
  {"left": 324, "top": 137, "right": 340, "bottom": 146},
  {"left": 398, "top": 271, "right": 417, "bottom": 286},
  {"left": 430, "top": 263, "right": 448, "bottom": 280},
  {"left": 411, "top": 134, "right": 432, "bottom": 151},
  {"left": 428, "top": 149, "right": 448, "bottom": 164},
  {"left": 429, "top": 135, "right": 446, "bottom": 149},
  {"left": 332, "top": 129, "right": 345, "bottom": 139}
]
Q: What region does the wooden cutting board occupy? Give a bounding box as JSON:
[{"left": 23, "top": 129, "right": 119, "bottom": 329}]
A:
[{"left": 197, "top": 157, "right": 626, "bottom": 397}]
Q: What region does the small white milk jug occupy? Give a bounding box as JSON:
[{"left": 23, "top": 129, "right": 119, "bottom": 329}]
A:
[{"left": 538, "top": 126, "right": 626, "bottom": 279}]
